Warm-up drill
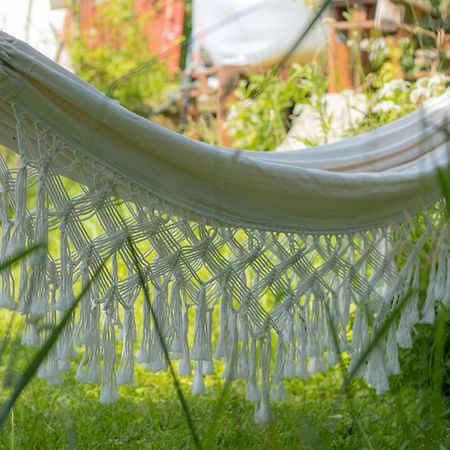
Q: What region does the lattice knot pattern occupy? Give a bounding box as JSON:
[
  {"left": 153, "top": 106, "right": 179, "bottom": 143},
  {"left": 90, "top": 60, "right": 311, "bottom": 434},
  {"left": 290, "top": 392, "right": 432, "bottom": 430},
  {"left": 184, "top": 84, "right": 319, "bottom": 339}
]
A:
[{"left": 0, "top": 32, "right": 449, "bottom": 423}]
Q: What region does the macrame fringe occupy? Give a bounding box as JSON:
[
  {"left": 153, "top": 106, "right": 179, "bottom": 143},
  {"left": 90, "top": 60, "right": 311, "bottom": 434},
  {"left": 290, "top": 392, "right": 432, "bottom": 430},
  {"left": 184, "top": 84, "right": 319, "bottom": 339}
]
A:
[{"left": 0, "top": 110, "right": 447, "bottom": 423}]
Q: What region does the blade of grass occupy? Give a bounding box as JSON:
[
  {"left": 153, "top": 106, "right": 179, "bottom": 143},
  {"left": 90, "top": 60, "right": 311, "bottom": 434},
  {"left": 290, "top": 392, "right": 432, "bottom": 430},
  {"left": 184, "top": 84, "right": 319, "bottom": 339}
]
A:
[
  {"left": 0, "top": 243, "right": 44, "bottom": 273},
  {"left": 0, "top": 254, "right": 107, "bottom": 429},
  {"left": 124, "top": 235, "right": 203, "bottom": 450}
]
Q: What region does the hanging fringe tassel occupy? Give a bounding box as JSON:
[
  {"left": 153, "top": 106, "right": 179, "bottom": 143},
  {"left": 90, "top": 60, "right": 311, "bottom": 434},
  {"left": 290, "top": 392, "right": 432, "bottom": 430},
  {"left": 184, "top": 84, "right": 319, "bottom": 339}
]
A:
[
  {"left": 246, "top": 336, "right": 261, "bottom": 401},
  {"left": 255, "top": 333, "right": 271, "bottom": 424},
  {"left": 178, "top": 303, "right": 192, "bottom": 376},
  {"left": 100, "top": 293, "right": 119, "bottom": 403},
  {"left": 28, "top": 165, "right": 49, "bottom": 319},
  {"left": 0, "top": 168, "right": 14, "bottom": 310},
  {"left": 270, "top": 333, "right": 286, "bottom": 401}
]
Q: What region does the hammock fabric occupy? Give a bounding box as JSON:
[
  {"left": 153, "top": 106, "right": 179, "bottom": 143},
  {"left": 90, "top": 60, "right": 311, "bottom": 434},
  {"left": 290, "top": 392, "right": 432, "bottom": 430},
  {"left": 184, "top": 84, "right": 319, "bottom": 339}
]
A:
[{"left": 0, "top": 32, "right": 449, "bottom": 421}]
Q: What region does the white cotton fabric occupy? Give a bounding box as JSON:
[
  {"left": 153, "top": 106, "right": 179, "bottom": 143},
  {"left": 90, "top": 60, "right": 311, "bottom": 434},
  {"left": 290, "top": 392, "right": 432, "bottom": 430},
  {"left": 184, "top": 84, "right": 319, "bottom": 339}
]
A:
[{"left": 0, "top": 31, "right": 448, "bottom": 233}]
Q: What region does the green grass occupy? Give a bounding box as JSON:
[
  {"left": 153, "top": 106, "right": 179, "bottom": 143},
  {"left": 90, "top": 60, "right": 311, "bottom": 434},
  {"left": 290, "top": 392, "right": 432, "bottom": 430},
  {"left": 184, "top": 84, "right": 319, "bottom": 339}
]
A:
[{"left": 0, "top": 344, "right": 448, "bottom": 450}]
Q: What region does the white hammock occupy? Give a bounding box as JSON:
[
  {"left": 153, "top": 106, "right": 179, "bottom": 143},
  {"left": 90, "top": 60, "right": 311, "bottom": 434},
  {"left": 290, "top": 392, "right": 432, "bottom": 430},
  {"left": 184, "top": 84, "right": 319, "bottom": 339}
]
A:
[{"left": 0, "top": 32, "right": 449, "bottom": 421}]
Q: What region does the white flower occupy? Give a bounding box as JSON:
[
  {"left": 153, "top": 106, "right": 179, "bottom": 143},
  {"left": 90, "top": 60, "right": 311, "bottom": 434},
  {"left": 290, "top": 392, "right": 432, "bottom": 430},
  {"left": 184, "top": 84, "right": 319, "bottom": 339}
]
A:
[
  {"left": 360, "top": 38, "right": 370, "bottom": 51},
  {"left": 409, "top": 86, "right": 431, "bottom": 103},
  {"left": 379, "top": 79, "right": 410, "bottom": 98},
  {"left": 373, "top": 101, "right": 400, "bottom": 114},
  {"left": 427, "top": 73, "right": 450, "bottom": 88}
]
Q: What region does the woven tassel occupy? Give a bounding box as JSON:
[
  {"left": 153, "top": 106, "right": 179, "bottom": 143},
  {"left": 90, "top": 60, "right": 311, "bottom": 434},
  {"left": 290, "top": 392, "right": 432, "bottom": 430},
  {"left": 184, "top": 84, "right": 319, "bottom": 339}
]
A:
[
  {"left": 308, "top": 294, "right": 325, "bottom": 373},
  {"left": 283, "top": 311, "right": 296, "bottom": 378},
  {"left": 349, "top": 303, "right": 368, "bottom": 376},
  {"left": 7, "top": 161, "right": 27, "bottom": 257},
  {"left": 202, "top": 309, "right": 215, "bottom": 375},
  {"left": 222, "top": 310, "right": 238, "bottom": 381},
  {"left": 21, "top": 320, "right": 39, "bottom": 346},
  {"left": 434, "top": 236, "right": 448, "bottom": 300},
  {"left": 137, "top": 290, "right": 151, "bottom": 364},
  {"left": 100, "top": 296, "right": 119, "bottom": 403},
  {"left": 421, "top": 260, "right": 437, "bottom": 324},
  {"left": 148, "top": 280, "right": 169, "bottom": 373},
  {"left": 255, "top": 334, "right": 271, "bottom": 424},
  {"left": 56, "top": 221, "right": 74, "bottom": 312},
  {"left": 117, "top": 307, "right": 135, "bottom": 385},
  {"left": 270, "top": 334, "right": 286, "bottom": 401},
  {"left": 237, "top": 307, "right": 249, "bottom": 379},
  {"left": 0, "top": 169, "right": 15, "bottom": 310},
  {"left": 192, "top": 361, "right": 205, "bottom": 394},
  {"left": 215, "top": 279, "right": 231, "bottom": 360},
  {"left": 76, "top": 289, "right": 101, "bottom": 383},
  {"left": 76, "top": 343, "right": 101, "bottom": 384},
  {"left": 191, "top": 285, "right": 212, "bottom": 361},
  {"left": 178, "top": 304, "right": 192, "bottom": 376},
  {"left": 364, "top": 331, "right": 389, "bottom": 394},
  {"left": 28, "top": 166, "right": 49, "bottom": 319},
  {"left": 169, "top": 276, "right": 183, "bottom": 357},
  {"left": 75, "top": 257, "right": 94, "bottom": 345},
  {"left": 296, "top": 314, "right": 309, "bottom": 379},
  {"left": 386, "top": 322, "right": 400, "bottom": 375},
  {"left": 246, "top": 336, "right": 261, "bottom": 401},
  {"left": 397, "top": 265, "right": 419, "bottom": 348}
]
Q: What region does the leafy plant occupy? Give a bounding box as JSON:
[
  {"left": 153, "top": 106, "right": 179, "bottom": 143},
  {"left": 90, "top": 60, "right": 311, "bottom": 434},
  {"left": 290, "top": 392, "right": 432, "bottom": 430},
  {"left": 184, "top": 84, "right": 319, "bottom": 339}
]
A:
[{"left": 67, "top": 0, "right": 176, "bottom": 116}]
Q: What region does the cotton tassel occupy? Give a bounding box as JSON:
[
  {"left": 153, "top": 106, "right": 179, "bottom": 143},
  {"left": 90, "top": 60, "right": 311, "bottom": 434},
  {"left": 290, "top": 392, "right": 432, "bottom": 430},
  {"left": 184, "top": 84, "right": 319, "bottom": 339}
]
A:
[
  {"left": 17, "top": 257, "right": 29, "bottom": 314},
  {"left": 137, "top": 292, "right": 151, "bottom": 364},
  {"left": 76, "top": 344, "right": 101, "bottom": 384},
  {"left": 433, "top": 237, "right": 448, "bottom": 301},
  {"left": 325, "top": 296, "right": 339, "bottom": 367},
  {"left": 76, "top": 292, "right": 101, "bottom": 384},
  {"left": 56, "top": 221, "right": 74, "bottom": 312},
  {"left": 222, "top": 310, "right": 238, "bottom": 381},
  {"left": 202, "top": 309, "right": 215, "bottom": 375},
  {"left": 192, "top": 361, "right": 205, "bottom": 394},
  {"left": 386, "top": 322, "right": 400, "bottom": 375},
  {"left": 295, "top": 315, "right": 309, "bottom": 380},
  {"left": 74, "top": 257, "right": 93, "bottom": 346},
  {"left": 270, "top": 334, "right": 287, "bottom": 401},
  {"left": 38, "top": 272, "right": 61, "bottom": 385},
  {"left": 349, "top": 304, "right": 368, "bottom": 376},
  {"left": 364, "top": 327, "right": 389, "bottom": 394},
  {"left": 0, "top": 171, "right": 14, "bottom": 310},
  {"left": 148, "top": 280, "right": 169, "bottom": 373},
  {"left": 28, "top": 166, "right": 49, "bottom": 319},
  {"left": 237, "top": 307, "right": 249, "bottom": 378},
  {"left": 255, "top": 334, "right": 271, "bottom": 424},
  {"left": 117, "top": 307, "right": 135, "bottom": 385},
  {"left": 246, "top": 337, "right": 261, "bottom": 401},
  {"left": 338, "top": 281, "right": 351, "bottom": 351},
  {"left": 56, "top": 252, "right": 76, "bottom": 372},
  {"left": 21, "top": 319, "right": 39, "bottom": 346},
  {"left": 214, "top": 279, "right": 231, "bottom": 360},
  {"left": 421, "top": 261, "right": 437, "bottom": 324},
  {"left": 283, "top": 312, "right": 296, "bottom": 378},
  {"left": 169, "top": 276, "right": 183, "bottom": 358},
  {"left": 7, "top": 161, "right": 27, "bottom": 257},
  {"left": 178, "top": 304, "right": 192, "bottom": 376},
  {"left": 397, "top": 265, "right": 419, "bottom": 348},
  {"left": 100, "top": 297, "right": 119, "bottom": 403},
  {"left": 57, "top": 313, "right": 75, "bottom": 372},
  {"left": 308, "top": 294, "right": 325, "bottom": 373},
  {"left": 191, "top": 285, "right": 212, "bottom": 362}
]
